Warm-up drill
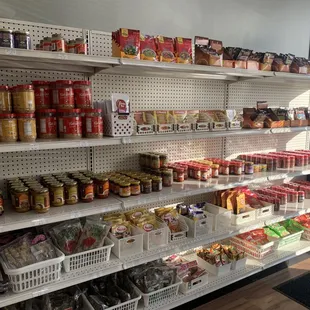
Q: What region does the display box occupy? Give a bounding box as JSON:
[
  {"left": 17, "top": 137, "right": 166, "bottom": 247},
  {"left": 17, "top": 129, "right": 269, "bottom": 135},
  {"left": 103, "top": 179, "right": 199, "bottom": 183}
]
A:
[
  {"left": 195, "top": 122, "right": 210, "bottom": 131},
  {"left": 234, "top": 60, "right": 247, "bottom": 69},
  {"left": 204, "top": 203, "right": 232, "bottom": 231},
  {"left": 182, "top": 212, "right": 213, "bottom": 238},
  {"left": 103, "top": 113, "right": 133, "bottom": 137},
  {"left": 223, "top": 60, "right": 234, "bottom": 68},
  {"left": 231, "top": 206, "right": 256, "bottom": 226},
  {"left": 246, "top": 60, "right": 259, "bottom": 70},
  {"left": 156, "top": 124, "right": 174, "bottom": 134},
  {"left": 197, "top": 256, "right": 231, "bottom": 276},
  {"left": 259, "top": 63, "right": 272, "bottom": 71},
  {"left": 134, "top": 124, "right": 155, "bottom": 135},
  {"left": 175, "top": 123, "right": 193, "bottom": 133}
]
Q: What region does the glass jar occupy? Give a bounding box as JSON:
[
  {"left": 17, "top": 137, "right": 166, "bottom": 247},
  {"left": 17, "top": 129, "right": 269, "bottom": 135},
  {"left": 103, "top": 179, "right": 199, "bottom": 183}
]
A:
[
  {"left": 193, "top": 167, "right": 201, "bottom": 180},
  {"left": 141, "top": 178, "right": 152, "bottom": 194},
  {"left": 49, "top": 182, "right": 65, "bottom": 207},
  {"left": 17, "top": 113, "right": 36, "bottom": 142},
  {"left": 13, "top": 84, "right": 35, "bottom": 113},
  {"left": 33, "top": 188, "right": 50, "bottom": 213},
  {"left": 43, "top": 36, "right": 52, "bottom": 51},
  {"left": 95, "top": 177, "right": 109, "bottom": 199},
  {"left": 75, "top": 37, "right": 87, "bottom": 55},
  {"left": 222, "top": 161, "right": 230, "bottom": 175},
  {"left": 55, "top": 80, "right": 74, "bottom": 109},
  {"left": 174, "top": 167, "right": 185, "bottom": 182},
  {"left": 32, "top": 81, "right": 50, "bottom": 109},
  {"left": 79, "top": 179, "right": 94, "bottom": 202},
  {"left": 67, "top": 40, "right": 76, "bottom": 53},
  {"left": 151, "top": 154, "right": 160, "bottom": 169},
  {"left": 113, "top": 179, "right": 120, "bottom": 195},
  {"left": 36, "top": 109, "right": 57, "bottom": 139},
  {"left": 13, "top": 30, "right": 31, "bottom": 49},
  {"left": 13, "top": 187, "right": 30, "bottom": 213},
  {"left": 0, "top": 113, "right": 18, "bottom": 142},
  {"left": 0, "top": 28, "right": 14, "bottom": 48},
  {"left": 245, "top": 162, "right": 254, "bottom": 175},
  {"left": 64, "top": 180, "right": 78, "bottom": 204},
  {"left": 211, "top": 164, "right": 219, "bottom": 178},
  {"left": 201, "top": 167, "right": 209, "bottom": 181},
  {"left": 60, "top": 109, "right": 82, "bottom": 139},
  {"left": 84, "top": 108, "right": 103, "bottom": 138},
  {"left": 152, "top": 176, "right": 162, "bottom": 192},
  {"left": 160, "top": 154, "right": 168, "bottom": 168},
  {"left": 73, "top": 81, "right": 92, "bottom": 109},
  {"left": 0, "top": 86, "right": 12, "bottom": 112},
  {"left": 130, "top": 180, "right": 141, "bottom": 196},
  {"left": 119, "top": 182, "right": 131, "bottom": 198},
  {"left": 162, "top": 169, "right": 173, "bottom": 187},
  {"left": 51, "top": 33, "right": 65, "bottom": 52}
]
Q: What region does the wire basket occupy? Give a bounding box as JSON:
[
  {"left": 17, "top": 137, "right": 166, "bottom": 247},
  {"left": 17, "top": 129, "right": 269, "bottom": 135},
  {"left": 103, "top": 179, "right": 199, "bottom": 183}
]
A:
[
  {"left": 62, "top": 238, "right": 114, "bottom": 272},
  {"left": 133, "top": 277, "right": 181, "bottom": 307},
  {"left": 82, "top": 293, "right": 141, "bottom": 310},
  {"left": 0, "top": 248, "right": 64, "bottom": 293}
]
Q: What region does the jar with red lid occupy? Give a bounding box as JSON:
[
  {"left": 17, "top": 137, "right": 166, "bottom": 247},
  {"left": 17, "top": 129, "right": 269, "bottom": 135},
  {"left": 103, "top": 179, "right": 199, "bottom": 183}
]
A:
[
  {"left": 234, "top": 162, "right": 242, "bottom": 175},
  {"left": 13, "top": 84, "right": 35, "bottom": 113},
  {"left": 75, "top": 38, "right": 87, "bottom": 55},
  {"left": 289, "top": 156, "right": 295, "bottom": 168},
  {"left": 79, "top": 179, "right": 94, "bottom": 202},
  {"left": 73, "top": 81, "right": 92, "bottom": 109},
  {"left": 181, "top": 165, "right": 188, "bottom": 180},
  {"left": 55, "top": 80, "right": 74, "bottom": 109},
  {"left": 51, "top": 33, "right": 65, "bottom": 52},
  {"left": 221, "top": 161, "right": 230, "bottom": 175},
  {"left": 32, "top": 81, "right": 50, "bottom": 109},
  {"left": 173, "top": 167, "right": 184, "bottom": 182},
  {"left": 36, "top": 109, "right": 57, "bottom": 139},
  {"left": 84, "top": 108, "right": 103, "bottom": 138},
  {"left": 211, "top": 164, "right": 219, "bottom": 178},
  {"left": 295, "top": 155, "right": 304, "bottom": 167},
  {"left": 0, "top": 85, "right": 12, "bottom": 112},
  {"left": 60, "top": 109, "right": 82, "bottom": 139},
  {"left": 201, "top": 166, "right": 209, "bottom": 181},
  {"left": 193, "top": 166, "right": 201, "bottom": 180}
]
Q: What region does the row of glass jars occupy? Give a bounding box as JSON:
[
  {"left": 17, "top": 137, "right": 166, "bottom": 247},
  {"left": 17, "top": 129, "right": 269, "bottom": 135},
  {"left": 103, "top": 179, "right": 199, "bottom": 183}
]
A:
[
  {"left": 0, "top": 108, "right": 103, "bottom": 142},
  {"left": 0, "top": 81, "right": 92, "bottom": 113}
]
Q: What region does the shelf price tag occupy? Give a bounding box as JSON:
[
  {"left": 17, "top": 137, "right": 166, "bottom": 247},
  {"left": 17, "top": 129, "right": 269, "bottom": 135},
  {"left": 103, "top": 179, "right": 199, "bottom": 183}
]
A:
[{"left": 5, "top": 48, "right": 16, "bottom": 55}]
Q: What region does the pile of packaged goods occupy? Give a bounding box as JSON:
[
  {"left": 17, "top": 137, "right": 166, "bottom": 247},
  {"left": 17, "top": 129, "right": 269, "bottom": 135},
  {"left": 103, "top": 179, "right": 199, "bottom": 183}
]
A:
[
  {"left": 0, "top": 80, "right": 103, "bottom": 142},
  {"left": 164, "top": 254, "right": 207, "bottom": 285},
  {"left": 112, "top": 28, "right": 192, "bottom": 64},
  {"left": 36, "top": 33, "right": 87, "bottom": 54},
  {"left": 134, "top": 109, "right": 243, "bottom": 134},
  {"left": 6, "top": 171, "right": 109, "bottom": 214},
  {"left": 2, "top": 287, "right": 85, "bottom": 309},
  {"left": 83, "top": 273, "right": 139, "bottom": 309},
  {"left": 243, "top": 102, "right": 310, "bottom": 129},
  {"left": 0, "top": 28, "right": 31, "bottom": 49},
  {"left": 196, "top": 243, "right": 246, "bottom": 273},
  {"left": 48, "top": 218, "right": 110, "bottom": 255}
]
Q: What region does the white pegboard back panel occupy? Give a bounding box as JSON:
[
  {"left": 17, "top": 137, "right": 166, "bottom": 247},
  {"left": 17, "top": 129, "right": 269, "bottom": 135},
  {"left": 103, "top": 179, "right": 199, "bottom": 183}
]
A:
[
  {"left": 228, "top": 81, "right": 310, "bottom": 111},
  {"left": 225, "top": 132, "right": 308, "bottom": 160},
  {"left": 90, "top": 30, "right": 111, "bottom": 57},
  {"left": 93, "top": 138, "right": 223, "bottom": 172},
  {"left": 92, "top": 75, "right": 225, "bottom": 111},
  {"left": 0, "top": 18, "right": 87, "bottom": 46}
]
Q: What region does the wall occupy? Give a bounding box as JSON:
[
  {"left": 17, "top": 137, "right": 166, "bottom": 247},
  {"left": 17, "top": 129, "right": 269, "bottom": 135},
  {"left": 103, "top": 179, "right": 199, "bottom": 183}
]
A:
[{"left": 0, "top": 0, "right": 309, "bottom": 57}]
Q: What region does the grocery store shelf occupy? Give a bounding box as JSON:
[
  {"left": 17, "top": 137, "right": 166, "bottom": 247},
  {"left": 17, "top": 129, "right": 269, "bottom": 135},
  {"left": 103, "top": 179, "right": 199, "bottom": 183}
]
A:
[
  {"left": 0, "top": 198, "right": 122, "bottom": 233},
  {"left": 0, "top": 255, "right": 123, "bottom": 308},
  {"left": 0, "top": 127, "right": 307, "bottom": 153},
  {"left": 0, "top": 47, "right": 119, "bottom": 74},
  {"left": 116, "top": 167, "right": 310, "bottom": 209},
  {"left": 148, "top": 240, "right": 310, "bottom": 310}
]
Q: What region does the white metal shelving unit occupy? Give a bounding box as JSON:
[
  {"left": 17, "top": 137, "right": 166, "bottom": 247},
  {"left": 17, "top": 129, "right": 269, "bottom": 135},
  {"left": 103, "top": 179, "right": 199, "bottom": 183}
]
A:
[{"left": 0, "top": 17, "right": 310, "bottom": 309}]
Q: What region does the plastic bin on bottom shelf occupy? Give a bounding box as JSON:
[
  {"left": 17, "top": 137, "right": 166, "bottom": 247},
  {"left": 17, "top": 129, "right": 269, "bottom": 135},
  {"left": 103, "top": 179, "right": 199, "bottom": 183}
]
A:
[
  {"left": 179, "top": 273, "right": 209, "bottom": 294},
  {"left": 230, "top": 237, "right": 275, "bottom": 259},
  {"left": 196, "top": 256, "right": 231, "bottom": 276},
  {"left": 82, "top": 293, "right": 141, "bottom": 310},
  {"left": 168, "top": 216, "right": 189, "bottom": 242},
  {"left": 0, "top": 248, "right": 64, "bottom": 293},
  {"left": 132, "top": 277, "right": 182, "bottom": 307},
  {"left": 271, "top": 230, "right": 303, "bottom": 249},
  {"left": 62, "top": 238, "right": 114, "bottom": 272},
  {"left": 231, "top": 257, "right": 247, "bottom": 270},
  {"left": 131, "top": 218, "right": 169, "bottom": 251},
  {"left": 108, "top": 229, "right": 143, "bottom": 259},
  {"left": 301, "top": 226, "right": 310, "bottom": 240}
]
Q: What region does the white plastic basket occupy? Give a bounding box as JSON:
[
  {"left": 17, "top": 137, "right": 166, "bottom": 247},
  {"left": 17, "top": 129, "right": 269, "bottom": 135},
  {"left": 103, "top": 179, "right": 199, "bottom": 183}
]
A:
[
  {"left": 0, "top": 248, "right": 64, "bottom": 293},
  {"left": 270, "top": 231, "right": 303, "bottom": 249},
  {"left": 62, "top": 238, "right": 114, "bottom": 273},
  {"left": 103, "top": 113, "right": 133, "bottom": 137},
  {"left": 168, "top": 217, "right": 189, "bottom": 242},
  {"left": 256, "top": 203, "right": 274, "bottom": 219},
  {"left": 133, "top": 277, "right": 182, "bottom": 307},
  {"left": 82, "top": 293, "right": 141, "bottom": 310},
  {"left": 175, "top": 123, "right": 193, "bottom": 133},
  {"left": 204, "top": 203, "right": 231, "bottom": 231},
  {"left": 301, "top": 226, "right": 310, "bottom": 240},
  {"left": 231, "top": 257, "right": 247, "bottom": 270},
  {"left": 196, "top": 256, "right": 231, "bottom": 276},
  {"left": 181, "top": 213, "right": 213, "bottom": 238},
  {"left": 131, "top": 218, "right": 169, "bottom": 251},
  {"left": 108, "top": 230, "right": 143, "bottom": 259},
  {"left": 179, "top": 273, "right": 208, "bottom": 294},
  {"left": 231, "top": 237, "right": 275, "bottom": 260}
]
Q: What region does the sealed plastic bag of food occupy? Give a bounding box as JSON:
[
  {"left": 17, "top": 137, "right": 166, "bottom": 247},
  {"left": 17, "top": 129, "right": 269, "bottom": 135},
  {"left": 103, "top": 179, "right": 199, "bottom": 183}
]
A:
[
  {"left": 75, "top": 218, "right": 110, "bottom": 253},
  {"left": 175, "top": 37, "right": 192, "bottom": 64},
  {"left": 140, "top": 34, "right": 158, "bottom": 61},
  {"left": 268, "top": 223, "right": 290, "bottom": 237},
  {"left": 155, "top": 207, "right": 180, "bottom": 233},
  {"left": 156, "top": 36, "right": 176, "bottom": 63},
  {"left": 111, "top": 221, "right": 132, "bottom": 239},
  {"left": 125, "top": 208, "right": 148, "bottom": 224},
  {"left": 51, "top": 219, "right": 82, "bottom": 255},
  {"left": 136, "top": 214, "right": 158, "bottom": 232},
  {"left": 31, "top": 237, "right": 57, "bottom": 262}
]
